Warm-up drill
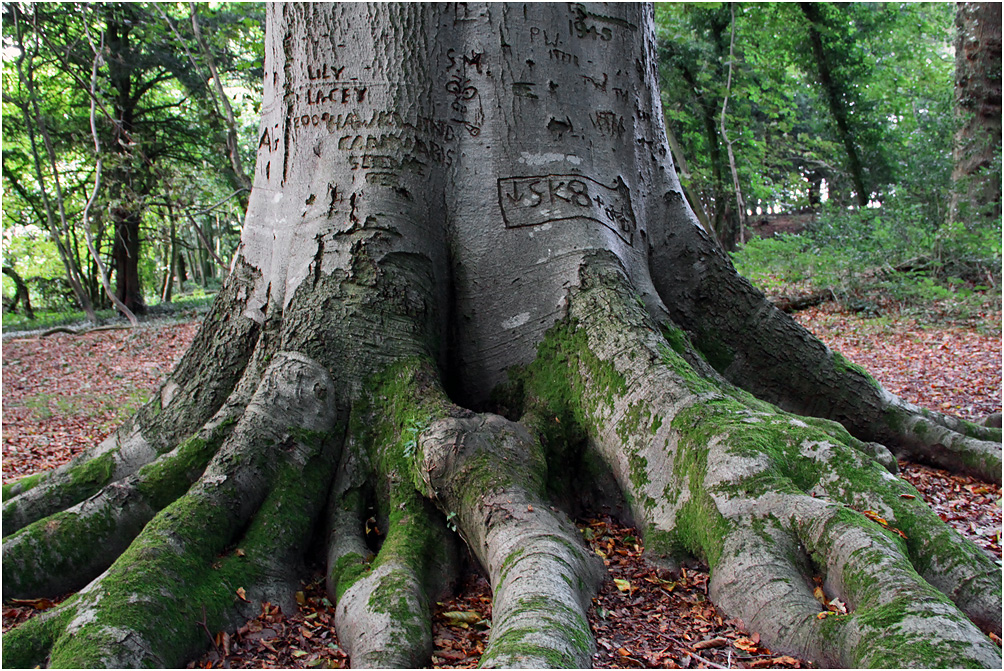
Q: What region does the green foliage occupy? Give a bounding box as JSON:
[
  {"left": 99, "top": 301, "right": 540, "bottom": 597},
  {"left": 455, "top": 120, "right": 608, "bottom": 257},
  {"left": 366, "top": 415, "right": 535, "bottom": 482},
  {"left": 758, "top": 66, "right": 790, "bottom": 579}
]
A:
[
  {"left": 2, "top": 2, "right": 262, "bottom": 317},
  {"left": 732, "top": 198, "right": 1002, "bottom": 319},
  {"left": 655, "top": 2, "right": 958, "bottom": 241},
  {"left": 669, "top": 1, "right": 997, "bottom": 321}
]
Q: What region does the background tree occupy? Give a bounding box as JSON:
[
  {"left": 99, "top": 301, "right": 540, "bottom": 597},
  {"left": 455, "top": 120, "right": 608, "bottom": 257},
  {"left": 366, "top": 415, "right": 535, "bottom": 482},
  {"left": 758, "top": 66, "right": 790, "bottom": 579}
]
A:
[
  {"left": 658, "top": 2, "right": 960, "bottom": 247},
  {"left": 797, "top": 2, "right": 890, "bottom": 207},
  {"left": 947, "top": 1, "right": 1002, "bottom": 230},
  {"left": 4, "top": 3, "right": 100, "bottom": 320},
  {"left": 1, "top": 1, "right": 263, "bottom": 318},
  {"left": 724, "top": 2, "right": 998, "bottom": 308},
  {"left": 2, "top": 4, "right": 1000, "bottom": 669},
  {"left": 656, "top": 3, "right": 740, "bottom": 248}
]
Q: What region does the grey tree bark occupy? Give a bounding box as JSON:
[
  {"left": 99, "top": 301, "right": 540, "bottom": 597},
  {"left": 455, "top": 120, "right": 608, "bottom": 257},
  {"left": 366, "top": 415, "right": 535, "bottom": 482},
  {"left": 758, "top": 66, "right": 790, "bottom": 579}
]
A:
[
  {"left": 947, "top": 1, "right": 1002, "bottom": 228},
  {"left": 3, "top": 4, "right": 1001, "bottom": 669}
]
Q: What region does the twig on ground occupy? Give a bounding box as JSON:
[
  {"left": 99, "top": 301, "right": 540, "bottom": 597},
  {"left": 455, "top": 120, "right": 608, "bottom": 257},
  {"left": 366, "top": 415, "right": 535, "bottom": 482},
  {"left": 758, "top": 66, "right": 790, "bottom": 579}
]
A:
[{"left": 667, "top": 636, "right": 730, "bottom": 669}]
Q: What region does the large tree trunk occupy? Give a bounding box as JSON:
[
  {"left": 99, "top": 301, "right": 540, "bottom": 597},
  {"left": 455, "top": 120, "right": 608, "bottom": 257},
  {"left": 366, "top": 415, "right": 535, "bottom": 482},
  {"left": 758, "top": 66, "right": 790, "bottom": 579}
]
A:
[{"left": 3, "top": 4, "right": 1000, "bottom": 669}]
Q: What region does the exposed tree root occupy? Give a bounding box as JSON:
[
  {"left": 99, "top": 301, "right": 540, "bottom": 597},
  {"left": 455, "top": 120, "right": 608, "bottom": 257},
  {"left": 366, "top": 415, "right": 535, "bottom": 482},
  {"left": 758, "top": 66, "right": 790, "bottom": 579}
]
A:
[
  {"left": 2, "top": 352, "right": 340, "bottom": 667},
  {"left": 325, "top": 359, "right": 603, "bottom": 667},
  {"left": 880, "top": 398, "right": 1002, "bottom": 485},
  {"left": 7, "top": 255, "right": 999, "bottom": 668},
  {"left": 2, "top": 418, "right": 161, "bottom": 533},
  {"left": 329, "top": 436, "right": 457, "bottom": 667},
  {"left": 419, "top": 413, "right": 604, "bottom": 668},
  {"left": 649, "top": 208, "right": 1002, "bottom": 484},
  {"left": 515, "top": 258, "right": 1001, "bottom": 667},
  {"left": 2, "top": 420, "right": 229, "bottom": 599},
  {"left": 321, "top": 362, "right": 458, "bottom": 668},
  {"left": 4, "top": 256, "right": 999, "bottom": 669}
]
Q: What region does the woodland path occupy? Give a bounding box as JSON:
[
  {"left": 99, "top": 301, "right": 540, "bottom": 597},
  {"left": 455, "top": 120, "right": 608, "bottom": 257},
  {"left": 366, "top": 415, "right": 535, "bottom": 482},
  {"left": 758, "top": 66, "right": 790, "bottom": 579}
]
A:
[{"left": 2, "top": 307, "right": 1000, "bottom": 668}]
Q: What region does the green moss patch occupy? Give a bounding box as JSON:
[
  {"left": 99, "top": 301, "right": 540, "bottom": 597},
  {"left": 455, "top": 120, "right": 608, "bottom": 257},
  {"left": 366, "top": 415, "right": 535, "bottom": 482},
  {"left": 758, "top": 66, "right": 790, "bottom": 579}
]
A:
[
  {"left": 691, "top": 328, "right": 736, "bottom": 374},
  {"left": 1, "top": 604, "right": 75, "bottom": 669},
  {"left": 330, "top": 552, "right": 372, "bottom": 600},
  {"left": 832, "top": 352, "right": 881, "bottom": 390}
]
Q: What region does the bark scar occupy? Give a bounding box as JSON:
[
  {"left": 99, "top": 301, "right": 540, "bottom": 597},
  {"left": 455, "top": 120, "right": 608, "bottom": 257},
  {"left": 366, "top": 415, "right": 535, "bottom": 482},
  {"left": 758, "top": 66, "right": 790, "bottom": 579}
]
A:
[{"left": 312, "top": 234, "right": 324, "bottom": 288}]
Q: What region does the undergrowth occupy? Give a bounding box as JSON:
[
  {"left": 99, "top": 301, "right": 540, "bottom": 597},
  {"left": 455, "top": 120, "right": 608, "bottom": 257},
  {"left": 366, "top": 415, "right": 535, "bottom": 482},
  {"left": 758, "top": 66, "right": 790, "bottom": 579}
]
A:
[
  {"left": 732, "top": 201, "right": 1002, "bottom": 324},
  {"left": 1, "top": 294, "right": 215, "bottom": 333}
]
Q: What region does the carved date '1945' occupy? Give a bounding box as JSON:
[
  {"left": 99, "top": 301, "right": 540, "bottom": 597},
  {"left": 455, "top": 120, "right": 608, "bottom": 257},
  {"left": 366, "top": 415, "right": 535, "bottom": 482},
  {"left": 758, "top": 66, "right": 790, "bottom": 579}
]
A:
[{"left": 498, "top": 174, "right": 637, "bottom": 245}]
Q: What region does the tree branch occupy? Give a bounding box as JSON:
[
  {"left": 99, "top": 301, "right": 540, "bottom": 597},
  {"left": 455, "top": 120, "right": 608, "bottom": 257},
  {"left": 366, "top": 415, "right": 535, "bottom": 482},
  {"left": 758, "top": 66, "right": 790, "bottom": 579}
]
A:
[
  {"left": 190, "top": 3, "right": 252, "bottom": 194},
  {"left": 719, "top": 2, "right": 747, "bottom": 245}
]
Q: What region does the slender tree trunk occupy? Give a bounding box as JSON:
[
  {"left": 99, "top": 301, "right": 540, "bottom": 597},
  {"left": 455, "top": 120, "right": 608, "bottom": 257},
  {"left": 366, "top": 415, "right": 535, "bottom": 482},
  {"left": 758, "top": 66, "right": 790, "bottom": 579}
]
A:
[
  {"left": 800, "top": 3, "right": 869, "bottom": 208},
  {"left": 674, "top": 58, "right": 734, "bottom": 249},
  {"left": 178, "top": 250, "right": 188, "bottom": 285},
  {"left": 12, "top": 6, "right": 97, "bottom": 322},
  {"left": 162, "top": 206, "right": 178, "bottom": 303},
  {"left": 190, "top": 3, "right": 253, "bottom": 211},
  {"left": 2, "top": 266, "right": 35, "bottom": 319},
  {"left": 155, "top": 3, "right": 254, "bottom": 215},
  {"left": 719, "top": 3, "right": 747, "bottom": 245}
]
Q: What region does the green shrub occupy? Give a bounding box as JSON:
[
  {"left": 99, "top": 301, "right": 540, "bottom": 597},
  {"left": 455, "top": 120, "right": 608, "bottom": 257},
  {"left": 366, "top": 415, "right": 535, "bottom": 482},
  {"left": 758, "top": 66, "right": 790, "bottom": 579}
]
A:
[{"left": 731, "top": 197, "right": 1002, "bottom": 320}]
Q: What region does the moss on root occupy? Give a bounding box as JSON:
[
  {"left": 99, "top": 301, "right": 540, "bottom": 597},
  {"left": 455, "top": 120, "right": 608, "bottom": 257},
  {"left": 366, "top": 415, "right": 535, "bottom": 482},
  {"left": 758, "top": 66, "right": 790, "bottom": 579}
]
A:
[
  {"left": 353, "top": 357, "right": 450, "bottom": 492},
  {"left": 21, "top": 418, "right": 338, "bottom": 668},
  {"left": 848, "top": 596, "right": 986, "bottom": 668},
  {"left": 336, "top": 357, "right": 458, "bottom": 626},
  {"left": 832, "top": 352, "right": 881, "bottom": 390},
  {"left": 366, "top": 568, "right": 427, "bottom": 648},
  {"left": 3, "top": 449, "right": 119, "bottom": 536},
  {"left": 1, "top": 604, "right": 75, "bottom": 668},
  {"left": 133, "top": 434, "right": 220, "bottom": 509},
  {"left": 498, "top": 546, "right": 527, "bottom": 585},
  {"left": 518, "top": 318, "right": 626, "bottom": 440},
  {"left": 2, "top": 471, "right": 46, "bottom": 502},
  {"left": 43, "top": 492, "right": 248, "bottom": 667},
  {"left": 660, "top": 322, "right": 690, "bottom": 357},
  {"left": 483, "top": 599, "right": 593, "bottom": 668},
  {"left": 4, "top": 419, "right": 244, "bottom": 601},
  {"left": 3, "top": 505, "right": 119, "bottom": 597},
  {"left": 331, "top": 552, "right": 372, "bottom": 600}
]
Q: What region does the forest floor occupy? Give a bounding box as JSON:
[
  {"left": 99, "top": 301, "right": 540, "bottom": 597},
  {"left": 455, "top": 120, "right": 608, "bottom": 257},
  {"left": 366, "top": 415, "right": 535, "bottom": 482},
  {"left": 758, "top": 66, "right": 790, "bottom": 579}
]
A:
[{"left": 2, "top": 305, "right": 1001, "bottom": 668}]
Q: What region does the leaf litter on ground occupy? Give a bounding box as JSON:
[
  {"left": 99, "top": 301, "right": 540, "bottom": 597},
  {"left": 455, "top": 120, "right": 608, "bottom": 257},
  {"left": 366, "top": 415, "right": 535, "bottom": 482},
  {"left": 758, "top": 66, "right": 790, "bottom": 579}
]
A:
[
  {"left": 2, "top": 308, "right": 1001, "bottom": 667},
  {"left": 2, "top": 322, "right": 199, "bottom": 482},
  {"left": 793, "top": 304, "right": 1001, "bottom": 420}
]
